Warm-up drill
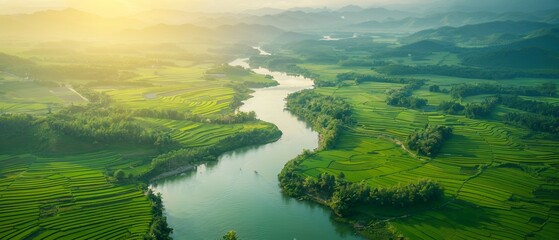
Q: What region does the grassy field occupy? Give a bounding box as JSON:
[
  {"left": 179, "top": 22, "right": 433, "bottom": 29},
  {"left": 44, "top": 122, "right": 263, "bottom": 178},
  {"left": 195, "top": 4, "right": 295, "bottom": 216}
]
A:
[
  {"left": 286, "top": 54, "right": 559, "bottom": 239},
  {"left": 0, "top": 75, "right": 87, "bottom": 114}
]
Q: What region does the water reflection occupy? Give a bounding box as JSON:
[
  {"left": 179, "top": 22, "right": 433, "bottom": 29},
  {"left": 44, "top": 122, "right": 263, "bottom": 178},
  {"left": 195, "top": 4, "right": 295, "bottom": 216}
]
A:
[{"left": 152, "top": 58, "right": 363, "bottom": 240}]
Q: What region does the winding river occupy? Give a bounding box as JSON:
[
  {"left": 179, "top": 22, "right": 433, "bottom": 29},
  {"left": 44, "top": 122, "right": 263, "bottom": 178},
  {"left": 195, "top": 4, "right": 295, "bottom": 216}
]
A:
[{"left": 151, "top": 54, "right": 363, "bottom": 239}]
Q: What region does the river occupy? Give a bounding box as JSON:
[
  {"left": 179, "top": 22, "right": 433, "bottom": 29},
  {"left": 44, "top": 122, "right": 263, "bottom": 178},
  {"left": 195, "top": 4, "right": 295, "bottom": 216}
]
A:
[{"left": 151, "top": 54, "right": 363, "bottom": 240}]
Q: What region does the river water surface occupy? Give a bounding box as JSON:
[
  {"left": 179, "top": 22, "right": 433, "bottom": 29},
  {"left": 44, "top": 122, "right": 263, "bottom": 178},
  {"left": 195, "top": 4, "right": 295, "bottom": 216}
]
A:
[{"left": 151, "top": 57, "right": 363, "bottom": 240}]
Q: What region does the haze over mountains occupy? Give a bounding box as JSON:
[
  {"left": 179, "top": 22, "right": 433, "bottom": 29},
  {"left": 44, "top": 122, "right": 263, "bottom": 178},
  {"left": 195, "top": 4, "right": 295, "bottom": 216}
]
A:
[{"left": 1, "top": 5, "right": 558, "bottom": 43}]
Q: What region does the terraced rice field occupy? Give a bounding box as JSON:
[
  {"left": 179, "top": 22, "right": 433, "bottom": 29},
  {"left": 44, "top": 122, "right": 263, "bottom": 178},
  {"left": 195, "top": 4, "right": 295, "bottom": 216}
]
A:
[
  {"left": 105, "top": 83, "right": 235, "bottom": 115},
  {"left": 138, "top": 117, "right": 272, "bottom": 147},
  {"left": 296, "top": 78, "right": 559, "bottom": 239},
  {"left": 102, "top": 64, "right": 276, "bottom": 116},
  {"left": 0, "top": 151, "right": 152, "bottom": 239}
]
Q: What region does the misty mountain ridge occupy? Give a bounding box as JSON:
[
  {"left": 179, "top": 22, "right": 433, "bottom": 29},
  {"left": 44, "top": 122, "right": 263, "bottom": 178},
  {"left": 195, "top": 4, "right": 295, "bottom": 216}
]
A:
[
  {"left": 352, "top": 10, "right": 556, "bottom": 33},
  {"left": 1, "top": 6, "right": 558, "bottom": 45},
  {"left": 0, "top": 8, "right": 147, "bottom": 40},
  {"left": 401, "top": 21, "right": 558, "bottom": 46}
]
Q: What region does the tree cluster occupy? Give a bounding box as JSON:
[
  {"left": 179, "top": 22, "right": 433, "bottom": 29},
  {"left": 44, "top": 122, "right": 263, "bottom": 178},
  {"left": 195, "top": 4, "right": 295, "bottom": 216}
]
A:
[
  {"left": 405, "top": 125, "right": 453, "bottom": 157},
  {"left": 278, "top": 157, "right": 444, "bottom": 216},
  {"left": 438, "top": 101, "right": 465, "bottom": 115},
  {"left": 463, "top": 96, "right": 498, "bottom": 119},
  {"left": 439, "top": 97, "right": 498, "bottom": 119},
  {"left": 145, "top": 190, "right": 173, "bottom": 240},
  {"left": 286, "top": 90, "right": 351, "bottom": 149},
  {"left": 428, "top": 85, "right": 442, "bottom": 93},
  {"left": 503, "top": 112, "right": 559, "bottom": 136},
  {"left": 385, "top": 81, "right": 428, "bottom": 109},
  {"left": 48, "top": 107, "right": 174, "bottom": 148},
  {"left": 133, "top": 108, "right": 257, "bottom": 124},
  {"left": 449, "top": 82, "right": 556, "bottom": 100},
  {"left": 73, "top": 85, "right": 111, "bottom": 105},
  {"left": 497, "top": 95, "right": 559, "bottom": 118},
  {"left": 336, "top": 72, "right": 423, "bottom": 86},
  {"left": 206, "top": 64, "right": 251, "bottom": 76},
  {"left": 377, "top": 64, "right": 559, "bottom": 80}
]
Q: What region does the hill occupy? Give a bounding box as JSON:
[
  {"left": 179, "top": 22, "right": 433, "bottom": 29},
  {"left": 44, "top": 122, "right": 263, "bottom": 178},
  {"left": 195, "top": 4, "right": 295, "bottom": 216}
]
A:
[
  {"left": 0, "top": 8, "right": 146, "bottom": 40},
  {"left": 352, "top": 11, "right": 555, "bottom": 33},
  {"left": 116, "top": 23, "right": 297, "bottom": 44},
  {"left": 401, "top": 21, "right": 556, "bottom": 46},
  {"left": 460, "top": 34, "right": 559, "bottom": 69}
]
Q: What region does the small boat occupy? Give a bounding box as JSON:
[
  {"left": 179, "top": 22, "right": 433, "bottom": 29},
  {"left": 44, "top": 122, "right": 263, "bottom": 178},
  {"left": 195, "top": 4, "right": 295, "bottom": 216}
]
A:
[{"left": 254, "top": 170, "right": 258, "bottom": 174}]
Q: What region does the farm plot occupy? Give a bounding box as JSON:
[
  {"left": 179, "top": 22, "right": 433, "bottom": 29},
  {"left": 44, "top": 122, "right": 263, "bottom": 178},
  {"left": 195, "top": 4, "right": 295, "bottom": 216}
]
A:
[
  {"left": 0, "top": 152, "right": 152, "bottom": 239},
  {"left": 290, "top": 63, "right": 559, "bottom": 239}
]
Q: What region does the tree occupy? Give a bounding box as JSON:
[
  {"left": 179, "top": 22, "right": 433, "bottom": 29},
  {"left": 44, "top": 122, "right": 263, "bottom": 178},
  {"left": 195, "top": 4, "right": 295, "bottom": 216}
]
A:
[
  {"left": 114, "top": 169, "right": 126, "bottom": 181},
  {"left": 223, "top": 230, "right": 238, "bottom": 240},
  {"left": 539, "top": 82, "right": 557, "bottom": 97},
  {"left": 429, "top": 85, "right": 440, "bottom": 92}
]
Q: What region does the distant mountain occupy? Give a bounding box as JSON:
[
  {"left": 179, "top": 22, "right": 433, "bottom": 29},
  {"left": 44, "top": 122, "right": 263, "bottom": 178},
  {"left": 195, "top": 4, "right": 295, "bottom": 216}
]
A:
[
  {"left": 0, "top": 8, "right": 146, "bottom": 40},
  {"left": 459, "top": 33, "right": 559, "bottom": 69},
  {"left": 116, "top": 22, "right": 310, "bottom": 44},
  {"left": 337, "top": 5, "right": 363, "bottom": 13},
  {"left": 525, "top": 27, "right": 559, "bottom": 39},
  {"left": 352, "top": 11, "right": 556, "bottom": 33},
  {"left": 544, "top": 11, "right": 559, "bottom": 24},
  {"left": 116, "top": 23, "right": 212, "bottom": 42},
  {"left": 505, "top": 34, "right": 559, "bottom": 52},
  {"left": 129, "top": 9, "right": 195, "bottom": 25},
  {"left": 235, "top": 7, "right": 415, "bottom": 31},
  {"left": 461, "top": 47, "right": 559, "bottom": 69},
  {"left": 213, "top": 23, "right": 286, "bottom": 42},
  {"left": 401, "top": 21, "right": 557, "bottom": 46},
  {"left": 286, "top": 7, "right": 330, "bottom": 13},
  {"left": 242, "top": 8, "right": 285, "bottom": 16}
]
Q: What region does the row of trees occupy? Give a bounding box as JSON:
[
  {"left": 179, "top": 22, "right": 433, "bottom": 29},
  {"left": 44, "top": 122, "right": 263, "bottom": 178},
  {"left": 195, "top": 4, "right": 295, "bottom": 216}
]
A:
[
  {"left": 145, "top": 190, "right": 173, "bottom": 240},
  {"left": 286, "top": 90, "right": 351, "bottom": 149},
  {"left": 336, "top": 72, "right": 423, "bottom": 85},
  {"left": 405, "top": 125, "right": 453, "bottom": 157},
  {"left": 449, "top": 82, "right": 556, "bottom": 100},
  {"left": 498, "top": 95, "right": 559, "bottom": 118},
  {"left": 377, "top": 64, "right": 559, "bottom": 80},
  {"left": 206, "top": 64, "right": 251, "bottom": 76},
  {"left": 133, "top": 108, "right": 258, "bottom": 124},
  {"left": 278, "top": 155, "right": 444, "bottom": 216},
  {"left": 438, "top": 95, "right": 559, "bottom": 135},
  {"left": 503, "top": 113, "right": 559, "bottom": 136}
]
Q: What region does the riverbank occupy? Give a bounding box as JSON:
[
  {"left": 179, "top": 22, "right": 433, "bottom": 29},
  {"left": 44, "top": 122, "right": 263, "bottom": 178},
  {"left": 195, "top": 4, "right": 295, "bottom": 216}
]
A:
[{"left": 151, "top": 57, "right": 363, "bottom": 240}]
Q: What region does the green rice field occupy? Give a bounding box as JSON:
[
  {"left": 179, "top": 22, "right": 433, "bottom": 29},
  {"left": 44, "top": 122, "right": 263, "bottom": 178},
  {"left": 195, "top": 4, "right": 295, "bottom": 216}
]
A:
[
  {"left": 0, "top": 44, "right": 279, "bottom": 238},
  {"left": 0, "top": 152, "right": 152, "bottom": 239},
  {"left": 291, "top": 62, "right": 559, "bottom": 239}
]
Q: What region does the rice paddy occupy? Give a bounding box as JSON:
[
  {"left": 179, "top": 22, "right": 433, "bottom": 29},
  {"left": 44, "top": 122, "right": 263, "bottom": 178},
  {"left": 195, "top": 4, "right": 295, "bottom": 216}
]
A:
[
  {"left": 0, "top": 152, "right": 152, "bottom": 239},
  {"left": 292, "top": 63, "right": 559, "bottom": 239},
  {"left": 0, "top": 45, "right": 279, "bottom": 238}
]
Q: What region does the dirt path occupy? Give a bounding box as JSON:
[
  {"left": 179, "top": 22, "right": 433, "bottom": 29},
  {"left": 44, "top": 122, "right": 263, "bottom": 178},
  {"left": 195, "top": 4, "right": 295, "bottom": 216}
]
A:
[
  {"left": 66, "top": 85, "right": 89, "bottom": 102},
  {"left": 377, "top": 134, "right": 420, "bottom": 160}
]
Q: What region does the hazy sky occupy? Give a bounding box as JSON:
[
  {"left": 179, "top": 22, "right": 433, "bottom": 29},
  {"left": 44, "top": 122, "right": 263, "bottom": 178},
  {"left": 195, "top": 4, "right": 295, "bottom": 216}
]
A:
[
  {"left": 0, "top": 0, "right": 431, "bottom": 16},
  {"left": 0, "top": 0, "right": 558, "bottom": 16}
]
